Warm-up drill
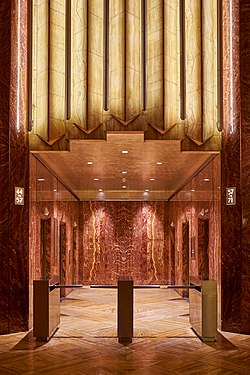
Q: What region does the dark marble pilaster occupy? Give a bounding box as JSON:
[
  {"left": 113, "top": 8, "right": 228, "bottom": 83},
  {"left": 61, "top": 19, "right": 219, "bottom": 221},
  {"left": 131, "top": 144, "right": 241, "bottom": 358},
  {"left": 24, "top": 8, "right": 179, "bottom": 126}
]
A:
[
  {"left": 0, "top": 0, "right": 11, "bottom": 334},
  {"left": 221, "top": 0, "right": 250, "bottom": 333},
  {"left": 0, "top": 0, "right": 29, "bottom": 333},
  {"left": 239, "top": 0, "right": 250, "bottom": 333}
]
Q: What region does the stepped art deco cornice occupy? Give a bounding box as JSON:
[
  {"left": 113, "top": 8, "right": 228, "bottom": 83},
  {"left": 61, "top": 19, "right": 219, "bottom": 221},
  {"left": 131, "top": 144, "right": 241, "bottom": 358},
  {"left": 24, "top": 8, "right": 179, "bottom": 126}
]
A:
[{"left": 29, "top": 0, "right": 221, "bottom": 152}]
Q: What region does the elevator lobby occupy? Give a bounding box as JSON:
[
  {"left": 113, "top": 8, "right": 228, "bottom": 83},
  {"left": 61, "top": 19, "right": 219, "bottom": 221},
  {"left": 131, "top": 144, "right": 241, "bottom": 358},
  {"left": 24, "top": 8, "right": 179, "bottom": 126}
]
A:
[{"left": 0, "top": 0, "right": 250, "bottom": 374}]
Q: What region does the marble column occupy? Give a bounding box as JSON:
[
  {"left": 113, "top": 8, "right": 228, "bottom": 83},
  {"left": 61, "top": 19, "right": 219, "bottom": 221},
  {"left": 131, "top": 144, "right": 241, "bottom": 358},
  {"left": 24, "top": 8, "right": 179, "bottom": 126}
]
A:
[
  {"left": 0, "top": 0, "right": 29, "bottom": 333},
  {"left": 239, "top": 0, "right": 250, "bottom": 333},
  {"left": 221, "top": 0, "right": 250, "bottom": 333}
]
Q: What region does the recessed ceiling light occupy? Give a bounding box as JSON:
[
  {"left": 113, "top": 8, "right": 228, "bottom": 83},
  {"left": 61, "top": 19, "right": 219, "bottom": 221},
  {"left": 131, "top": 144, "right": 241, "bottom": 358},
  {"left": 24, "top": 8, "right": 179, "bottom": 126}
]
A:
[
  {"left": 122, "top": 178, "right": 126, "bottom": 183},
  {"left": 122, "top": 150, "right": 128, "bottom": 154},
  {"left": 203, "top": 178, "right": 210, "bottom": 182},
  {"left": 156, "top": 162, "right": 163, "bottom": 165},
  {"left": 122, "top": 171, "right": 127, "bottom": 174},
  {"left": 191, "top": 189, "right": 195, "bottom": 192},
  {"left": 38, "top": 178, "right": 45, "bottom": 182},
  {"left": 150, "top": 178, "right": 155, "bottom": 181},
  {"left": 87, "top": 161, "right": 93, "bottom": 165},
  {"left": 122, "top": 185, "right": 127, "bottom": 189},
  {"left": 145, "top": 189, "right": 149, "bottom": 192},
  {"left": 53, "top": 189, "right": 57, "bottom": 192},
  {"left": 94, "top": 178, "right": 99, "bottom": 181},
  {"left": 98, "top": 188, "right": 103, "bottom": 192}
]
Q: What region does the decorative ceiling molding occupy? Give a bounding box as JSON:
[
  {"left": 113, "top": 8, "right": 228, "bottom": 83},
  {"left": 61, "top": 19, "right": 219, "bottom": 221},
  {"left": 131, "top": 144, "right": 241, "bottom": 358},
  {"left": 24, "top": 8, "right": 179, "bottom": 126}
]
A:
[
  {"left": 37, "top": 133, "right": 66, "bottom": 147},
  {"left": 74, "top": 122, "right": 103, "bottom": 135},
  {"left": 111, "top": 114, "right": 139, "bottom": 127},
  {"left": 148, "top": 122, "right": 177, "bottom": 135},
  {"left": 185, "top": 134, "right": 214, "bottom": 147}
]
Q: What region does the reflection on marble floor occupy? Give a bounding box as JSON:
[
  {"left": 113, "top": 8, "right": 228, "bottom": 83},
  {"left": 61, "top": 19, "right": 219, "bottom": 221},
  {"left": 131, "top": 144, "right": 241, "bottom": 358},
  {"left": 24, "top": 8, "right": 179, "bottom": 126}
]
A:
[{"left": 0, "top": 287, "right": 249, "bottom": 374}]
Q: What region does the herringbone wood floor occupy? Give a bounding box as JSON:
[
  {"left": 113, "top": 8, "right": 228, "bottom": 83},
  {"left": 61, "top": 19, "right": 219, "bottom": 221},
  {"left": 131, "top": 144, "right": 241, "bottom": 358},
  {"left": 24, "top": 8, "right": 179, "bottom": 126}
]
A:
[{"left": 0, "top": 287, "right": 249, "bottom": 374}]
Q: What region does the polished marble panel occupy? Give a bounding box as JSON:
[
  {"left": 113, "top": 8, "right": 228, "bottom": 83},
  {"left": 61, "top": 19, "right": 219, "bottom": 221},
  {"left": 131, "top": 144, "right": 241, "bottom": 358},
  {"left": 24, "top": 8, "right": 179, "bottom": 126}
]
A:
[
  {"left": 0, "top": 0, "right": 29, "bottom": 334},
  {"left": 239, "top": 0, "right": 250, "bottom": 334},
  {"left": 221, "top": 0, "right": 242, "bottom": 333},
  {"left": 80, "top": 201, "right": 167, "bottom": 285},
  {"left": 0, "top": 0, "right": 12, "bottom": 335}
]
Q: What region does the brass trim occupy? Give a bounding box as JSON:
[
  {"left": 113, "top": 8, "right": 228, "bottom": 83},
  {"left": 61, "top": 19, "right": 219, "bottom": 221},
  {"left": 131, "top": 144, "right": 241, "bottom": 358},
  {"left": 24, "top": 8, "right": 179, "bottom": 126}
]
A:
[
  {"left": 217, "top": 0, "right": 223, "bottom": 131},
  {"left": 141, "top": 0, "right": 147, "bottom": 111},
  {"left": 65, "top": 0, "right": 71, "bottom": 120},
  {"left": 180, "top": 0, "right": 186, "bottom": 120},
  {"left": 28, "top": 0, "right": 33, "bottom": 131},
  {"left": 103, "top": 0, "right": 110, "bottom": 111}
]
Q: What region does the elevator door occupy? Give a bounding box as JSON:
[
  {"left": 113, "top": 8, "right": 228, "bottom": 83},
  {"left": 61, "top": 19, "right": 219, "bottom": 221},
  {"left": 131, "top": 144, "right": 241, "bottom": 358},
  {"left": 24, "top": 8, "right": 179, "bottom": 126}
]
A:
[
  {"left": 40, "top": 218, "right": 51, "bottom": 279},
  {"left": 170, "top": 225, "right": 176, "bottom": 285},
  {"left": 182, "top": 222, "right": 189, "bottom": 297},
  {"left": 198, "top": 218, "right": 209, "bottom": 279},
  {"left": 72, "top": 226, "right": 77, "bottom": 284},
  {"left": 60, "top": 222, "right": 66, "bottom": 297}
]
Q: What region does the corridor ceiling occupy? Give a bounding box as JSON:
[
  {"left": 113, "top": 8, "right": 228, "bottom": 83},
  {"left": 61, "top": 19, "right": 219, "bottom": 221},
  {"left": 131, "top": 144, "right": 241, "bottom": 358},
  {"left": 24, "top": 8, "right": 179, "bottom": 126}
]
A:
[{"left": 34, "top": 132, "right": 218, "bottom": 201}]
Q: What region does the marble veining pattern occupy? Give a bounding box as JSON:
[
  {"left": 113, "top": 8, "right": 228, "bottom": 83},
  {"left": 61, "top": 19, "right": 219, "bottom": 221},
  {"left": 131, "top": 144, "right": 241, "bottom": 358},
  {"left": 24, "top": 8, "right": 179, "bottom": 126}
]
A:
[
  {"left": 239, "top": 0, "right": 250, "bottom": 333},
  {"left": 221, "top": 0, "right": 242, "bottom": 332},
  {"left": 81, "top": 201, "right": 167, "bottom": 284},
  {"left": 0, "top": 0, "right": 12, "bottom": 334}
]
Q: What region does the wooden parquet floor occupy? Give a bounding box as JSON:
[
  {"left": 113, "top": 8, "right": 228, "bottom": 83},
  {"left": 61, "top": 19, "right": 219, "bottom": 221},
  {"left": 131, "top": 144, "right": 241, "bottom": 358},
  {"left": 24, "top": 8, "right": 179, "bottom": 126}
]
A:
[{"left": 0, "top": 287, "right": 249, "bottom": 374}]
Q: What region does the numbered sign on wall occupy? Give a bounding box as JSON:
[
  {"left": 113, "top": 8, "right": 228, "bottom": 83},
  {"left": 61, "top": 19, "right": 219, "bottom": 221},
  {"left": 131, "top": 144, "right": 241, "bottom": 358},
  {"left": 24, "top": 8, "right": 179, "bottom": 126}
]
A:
[
  {"left": 15, "top": 187, "right": 24, "bottom": 205},
  {"left": 226, "top": 187, "right": 236, "bottom": 206}
]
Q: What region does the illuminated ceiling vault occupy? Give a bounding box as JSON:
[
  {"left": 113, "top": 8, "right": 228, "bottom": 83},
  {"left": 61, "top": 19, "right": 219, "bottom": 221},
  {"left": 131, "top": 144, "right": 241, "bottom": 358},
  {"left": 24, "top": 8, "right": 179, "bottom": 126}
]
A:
[{"left": 30, "top": 0, "right": 220, "bottom": 200}]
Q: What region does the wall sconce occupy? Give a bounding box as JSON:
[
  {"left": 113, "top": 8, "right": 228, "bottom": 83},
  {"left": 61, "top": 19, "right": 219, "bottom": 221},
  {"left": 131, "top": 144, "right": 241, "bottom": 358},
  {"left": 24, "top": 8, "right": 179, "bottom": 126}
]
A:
[
  {"left": 199, "top": 208, "right": 205, "bottom": 217},
  {"left": 182, "top": 215, "right": 187, "bottom": 223},
  {"left": 61, "top": 214, "right": 65, "bottom": 223},
  {"left": 44, "top": 207, "right": 49, "bottom": 216},
  {"left": 199, "top": 208, "right": 209, "bottom": 217},
  {"left": 170, "top": 221, "right": 174, "bottom": 227},
  {"left": 73, "top": 221, "right": 77, "bottom": 228}
]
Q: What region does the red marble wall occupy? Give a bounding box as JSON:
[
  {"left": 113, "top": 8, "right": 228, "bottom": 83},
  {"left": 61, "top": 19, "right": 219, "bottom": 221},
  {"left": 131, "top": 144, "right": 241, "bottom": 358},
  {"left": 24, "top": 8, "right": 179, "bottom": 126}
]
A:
[
  {"left": 79, "top": 201, "right": 168, "bottom": 285},
  {"left": 167, "top": 156, "right": 221, "bottom": 297},
  {"left": 239, "top": 0, "right": 250, "bottom": 334},
  {"left": 0, "top": 0, "right": 29, "bottom": 334},
  {"left": 29, "top": 155, "right": 79, "bottom": 322}
]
